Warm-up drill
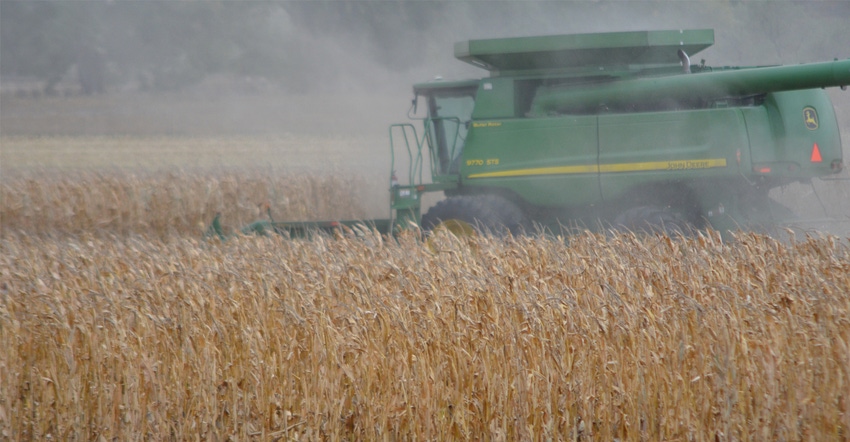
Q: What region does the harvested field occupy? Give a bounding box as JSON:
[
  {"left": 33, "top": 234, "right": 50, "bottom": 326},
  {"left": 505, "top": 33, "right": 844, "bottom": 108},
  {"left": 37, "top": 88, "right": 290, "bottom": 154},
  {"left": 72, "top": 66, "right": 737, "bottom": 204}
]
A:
[{"left": 2, "top": 230, "right": 849, "bottom": 440}]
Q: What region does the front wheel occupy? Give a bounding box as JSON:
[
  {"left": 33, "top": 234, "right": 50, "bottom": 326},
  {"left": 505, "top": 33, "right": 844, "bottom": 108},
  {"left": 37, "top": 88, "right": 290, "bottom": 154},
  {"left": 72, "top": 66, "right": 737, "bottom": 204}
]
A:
[{"left": 421, "top": 195, "right": 528, "bottom": 236}]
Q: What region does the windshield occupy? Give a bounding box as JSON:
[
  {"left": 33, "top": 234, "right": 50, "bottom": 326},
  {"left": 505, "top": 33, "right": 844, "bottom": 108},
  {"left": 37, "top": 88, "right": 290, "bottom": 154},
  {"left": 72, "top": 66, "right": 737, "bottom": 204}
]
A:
[{"left": 426, "top": 89, "right": 476, "bottom": 175}]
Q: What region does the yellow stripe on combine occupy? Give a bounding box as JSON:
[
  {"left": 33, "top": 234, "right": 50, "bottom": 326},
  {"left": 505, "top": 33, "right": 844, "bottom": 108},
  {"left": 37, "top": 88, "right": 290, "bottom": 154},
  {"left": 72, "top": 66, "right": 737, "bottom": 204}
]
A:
[
  {"left": 468, "top": 158, "right": 727, "bottom": 178},
  {"left": 468, "top": 164, "right": 599, "bottom": 178}
]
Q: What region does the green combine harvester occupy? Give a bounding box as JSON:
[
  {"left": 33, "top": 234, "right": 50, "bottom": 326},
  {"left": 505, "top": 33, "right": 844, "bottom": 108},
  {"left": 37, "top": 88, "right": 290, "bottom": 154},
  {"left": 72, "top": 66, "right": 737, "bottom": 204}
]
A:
[{"left": 210, "top": 29, "right": 849, "bottom": 239}]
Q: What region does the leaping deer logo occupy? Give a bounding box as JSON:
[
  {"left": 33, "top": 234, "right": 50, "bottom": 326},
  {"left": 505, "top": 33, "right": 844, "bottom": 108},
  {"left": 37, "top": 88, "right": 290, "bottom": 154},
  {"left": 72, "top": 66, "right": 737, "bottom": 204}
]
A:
[{"left": 803, "top": 107, "right": 819, "bottom": 130}]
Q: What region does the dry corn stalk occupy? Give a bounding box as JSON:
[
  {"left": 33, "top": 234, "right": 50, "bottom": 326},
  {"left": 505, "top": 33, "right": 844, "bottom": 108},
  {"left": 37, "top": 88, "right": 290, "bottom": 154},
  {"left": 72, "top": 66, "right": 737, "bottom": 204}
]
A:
[
  {"left": 1, "top": 169, "right": 368, "bottom": 237},
  {"left": 1, "top": 230, "right": 848, "bottom": 440}
]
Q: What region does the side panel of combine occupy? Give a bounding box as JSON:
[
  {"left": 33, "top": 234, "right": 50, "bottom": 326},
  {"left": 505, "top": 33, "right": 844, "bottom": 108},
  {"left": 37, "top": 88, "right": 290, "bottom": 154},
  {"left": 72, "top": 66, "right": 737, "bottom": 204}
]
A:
[
  {"left": 597, "top": 109, "right": 746, "bottom": 201},
  {"left": 462, "top": 116, "right": 601, "bottom": 206}
]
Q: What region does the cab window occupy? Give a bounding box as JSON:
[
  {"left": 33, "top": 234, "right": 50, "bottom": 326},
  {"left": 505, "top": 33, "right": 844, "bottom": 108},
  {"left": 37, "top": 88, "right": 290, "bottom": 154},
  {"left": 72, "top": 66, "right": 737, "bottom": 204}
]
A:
[{"left": 426, "top": 89, "right": 476, "bottom": 174}]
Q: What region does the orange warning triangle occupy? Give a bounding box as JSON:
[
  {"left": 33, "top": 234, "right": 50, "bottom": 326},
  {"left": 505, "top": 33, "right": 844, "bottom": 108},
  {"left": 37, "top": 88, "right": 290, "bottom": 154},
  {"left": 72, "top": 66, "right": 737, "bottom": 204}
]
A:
[{"left": 811, "top": 143, "right": 822, "bottom": 162}]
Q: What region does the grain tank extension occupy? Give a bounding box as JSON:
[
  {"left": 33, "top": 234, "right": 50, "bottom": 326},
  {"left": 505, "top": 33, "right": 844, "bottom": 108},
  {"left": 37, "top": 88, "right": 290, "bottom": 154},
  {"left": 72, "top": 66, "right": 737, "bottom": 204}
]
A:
[{"left": 210, "top": 29, "right": 849, "bottom": 239}]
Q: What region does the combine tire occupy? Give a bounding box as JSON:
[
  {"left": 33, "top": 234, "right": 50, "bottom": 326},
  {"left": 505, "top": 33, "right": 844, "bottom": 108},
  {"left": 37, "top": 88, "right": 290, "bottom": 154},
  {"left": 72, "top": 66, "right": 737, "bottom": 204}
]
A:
[
  {"left": 421, "top": 195, "right": 528, "bottom": 236},
  {"left": 613, "top": 205, "right": 693, "bottom": 236}
]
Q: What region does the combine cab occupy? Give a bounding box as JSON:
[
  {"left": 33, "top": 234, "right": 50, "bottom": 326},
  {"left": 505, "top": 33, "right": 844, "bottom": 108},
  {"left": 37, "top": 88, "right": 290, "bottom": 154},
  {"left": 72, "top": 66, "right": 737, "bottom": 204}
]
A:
[{"left": 213, "top": 29, "right": 849, "bottom": 239}]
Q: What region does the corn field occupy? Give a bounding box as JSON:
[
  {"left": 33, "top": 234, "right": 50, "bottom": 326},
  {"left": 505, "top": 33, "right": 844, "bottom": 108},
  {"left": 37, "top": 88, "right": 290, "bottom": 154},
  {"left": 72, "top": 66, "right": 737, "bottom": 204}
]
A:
[
  {"left": 2, "top": 133, "right": 850, "bottom": 440},
  {"left": 2, "top": 227, "right": 849, "bottom": 440},
  {"left": 1, "top": 169, "right": 369, "bottom": 238}
]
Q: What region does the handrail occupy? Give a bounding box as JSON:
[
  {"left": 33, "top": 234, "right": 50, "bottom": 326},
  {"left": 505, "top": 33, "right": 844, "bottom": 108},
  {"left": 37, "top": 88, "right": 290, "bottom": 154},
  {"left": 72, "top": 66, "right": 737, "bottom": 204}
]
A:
[
  {"left": 390, "top": 116, "right": 465, "bottom": 186},
  {"left": 389, "top": 123, "right": 424, "bottom": 187}
]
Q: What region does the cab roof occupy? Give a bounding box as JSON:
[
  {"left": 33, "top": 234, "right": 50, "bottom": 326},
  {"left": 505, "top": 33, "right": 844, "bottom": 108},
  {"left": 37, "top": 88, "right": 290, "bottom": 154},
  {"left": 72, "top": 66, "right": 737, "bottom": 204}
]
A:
[{"left": 413, "top": 79, "right": 480, "bottom": 95}]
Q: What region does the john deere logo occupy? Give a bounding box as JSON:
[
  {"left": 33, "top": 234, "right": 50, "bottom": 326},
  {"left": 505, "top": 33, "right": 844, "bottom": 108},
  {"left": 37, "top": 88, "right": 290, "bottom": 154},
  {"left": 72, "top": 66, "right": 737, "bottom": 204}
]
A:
[{"left": 803, "top": 107, "right": 819, "bottom": 130}]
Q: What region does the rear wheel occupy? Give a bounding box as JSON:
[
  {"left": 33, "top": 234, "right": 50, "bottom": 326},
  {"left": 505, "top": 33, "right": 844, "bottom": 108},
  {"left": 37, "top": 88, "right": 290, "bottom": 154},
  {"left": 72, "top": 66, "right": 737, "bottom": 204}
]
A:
[
  {"left": 421, "top": 195, "right": 528, "bottom": 236},
  {"left": 613, "top": 205, "right": 693, "bottom": 235}
]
